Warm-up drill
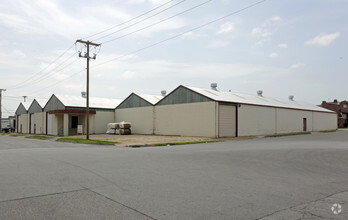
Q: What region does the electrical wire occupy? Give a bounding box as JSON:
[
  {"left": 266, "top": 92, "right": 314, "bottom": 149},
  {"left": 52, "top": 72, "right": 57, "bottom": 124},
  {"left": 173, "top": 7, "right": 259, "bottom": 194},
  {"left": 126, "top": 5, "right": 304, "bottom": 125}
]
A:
[
  {"left": 93, "top": 0, "right": 187, "bottom": 42},
  {"left": 9, "top": 52, "right": 79, "bottom": 90},
  {"left": 28, "top": 68, "right": 86, "bottom": 96},
  {"left": 17, "top": 0, "right": 266, "bottom": 96},
  {"left": 101, "top": 0, "right": 212, "bottom": 44},
  {"left": 7, "top": 43, "right": 75, "bottom": 89},
  {"left": 5, "top": 1, "right": 185, "bottom": 92},
  {"left": 82, "top": 0, "right": 175, "bottom": 40},
  {"left": 94, "top": 0, "right": 267, "bottom": 67}
]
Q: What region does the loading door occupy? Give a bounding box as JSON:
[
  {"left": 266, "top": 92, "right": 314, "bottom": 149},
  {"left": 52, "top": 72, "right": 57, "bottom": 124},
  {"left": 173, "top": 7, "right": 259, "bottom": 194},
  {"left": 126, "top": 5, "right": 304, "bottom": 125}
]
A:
[
  {"left": 218, "top": 104, "right": 236, "bottom": 137},
  {"left": 47, "top": 113, "right": 53, "bottom": 135}
]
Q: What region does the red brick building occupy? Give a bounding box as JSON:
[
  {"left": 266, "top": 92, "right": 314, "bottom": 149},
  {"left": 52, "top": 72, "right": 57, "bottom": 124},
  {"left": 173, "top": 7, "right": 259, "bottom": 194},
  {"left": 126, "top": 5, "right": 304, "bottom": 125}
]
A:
[{"left": 320, "top": 100, "right": 348, "bottom": 128}]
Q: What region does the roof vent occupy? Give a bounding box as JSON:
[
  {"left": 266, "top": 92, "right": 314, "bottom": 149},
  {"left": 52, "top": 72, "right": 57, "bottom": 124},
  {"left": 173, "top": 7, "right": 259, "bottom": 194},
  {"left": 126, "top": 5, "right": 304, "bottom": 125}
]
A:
[
  {"left": 81, "top": 91, "right": 87, "bottom": 98},
  {"left": 288, "top": 95, "right": 294, "bottom": 101},
  {"left": 257, "top": 90, "right": 263, "bottom": 96},
  {"left": 211, "top": 83, "right": 218, "bottom": 91},
  {"left": 334, "top": 99, "right": 338, "bottom": 103},
  {"left": 161, "top": 90, "right": 167, "bottom": 96}
]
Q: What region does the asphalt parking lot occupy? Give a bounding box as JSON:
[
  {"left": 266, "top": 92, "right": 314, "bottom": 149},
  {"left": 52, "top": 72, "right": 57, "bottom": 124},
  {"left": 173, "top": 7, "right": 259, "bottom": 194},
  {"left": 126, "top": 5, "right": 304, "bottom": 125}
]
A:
[{"left": 0, "top": 130, "right": 347, "bottom": 219}]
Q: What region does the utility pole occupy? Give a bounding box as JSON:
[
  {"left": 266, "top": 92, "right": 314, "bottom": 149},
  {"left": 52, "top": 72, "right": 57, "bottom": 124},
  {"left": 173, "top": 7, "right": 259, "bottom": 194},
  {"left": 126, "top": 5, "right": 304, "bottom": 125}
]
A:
[
  {"left": 0, "top": 89, "right": 6, "bottom": 133},
  {"left": 75, "top": 40, "right": 101, "bottom": 140}
]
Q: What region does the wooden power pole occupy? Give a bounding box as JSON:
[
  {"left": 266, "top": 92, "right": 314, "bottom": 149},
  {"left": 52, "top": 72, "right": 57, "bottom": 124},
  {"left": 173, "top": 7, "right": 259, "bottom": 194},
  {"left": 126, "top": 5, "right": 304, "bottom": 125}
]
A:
[{"left": 75, "top": 40, "right": 100, "bottom": 140}]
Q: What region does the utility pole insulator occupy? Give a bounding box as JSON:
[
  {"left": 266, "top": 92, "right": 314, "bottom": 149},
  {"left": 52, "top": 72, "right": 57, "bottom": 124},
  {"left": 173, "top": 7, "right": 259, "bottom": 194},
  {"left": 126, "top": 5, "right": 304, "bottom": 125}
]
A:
[{"left": 75, "top": 40, "right": 101, "bottom": 140}]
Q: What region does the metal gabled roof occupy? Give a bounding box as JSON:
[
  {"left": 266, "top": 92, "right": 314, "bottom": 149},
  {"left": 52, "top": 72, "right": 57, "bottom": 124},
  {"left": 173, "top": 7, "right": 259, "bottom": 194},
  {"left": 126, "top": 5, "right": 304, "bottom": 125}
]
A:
[
  {"left": 54, "top": 94, "right": 123, "bottom": 109},
  {"left": 134, "top": 93, "right": 163, "bottom": 105},
  {"left": 183, "top": 85, "right": 334, "bottom": 113}
]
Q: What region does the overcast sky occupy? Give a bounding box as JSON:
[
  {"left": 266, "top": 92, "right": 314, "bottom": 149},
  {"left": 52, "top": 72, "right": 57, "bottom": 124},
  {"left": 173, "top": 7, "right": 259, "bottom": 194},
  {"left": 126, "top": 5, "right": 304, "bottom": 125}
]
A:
[{"left": 0, "top": 0, "right": 347, "bottom": 117}]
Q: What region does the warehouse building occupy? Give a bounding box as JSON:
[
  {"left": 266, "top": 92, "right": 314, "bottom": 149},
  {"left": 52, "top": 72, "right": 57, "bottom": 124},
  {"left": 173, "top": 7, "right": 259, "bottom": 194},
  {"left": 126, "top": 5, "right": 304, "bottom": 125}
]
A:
[
  {"left": 27, "top": 98, "right": 48, "bottom": 134},
  {"left": 320, "top": 99, "right": 348, "bottom": 128},
  {"left": 15, "top": 102, "right": 31, "bottom": 133},
  {"left": 153, "top": 84, "right": 337, "bottom": 137},
  {"left": 115, "top": 92, "right": 163, "bottom": 134},
  {"left": 44, "top": 94, "right": 122, "bottom": 136}
]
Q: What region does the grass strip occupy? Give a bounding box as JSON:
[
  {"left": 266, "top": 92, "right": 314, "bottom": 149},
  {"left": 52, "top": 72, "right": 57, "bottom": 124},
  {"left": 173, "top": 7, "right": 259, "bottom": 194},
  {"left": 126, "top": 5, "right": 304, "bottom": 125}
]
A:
[
  {"left": 9, "top": 133, "right": 27, "bottom": 137},
  {"left": 265, "top": 132, "right": 311, "bottom": 138},
  {"left": 319, "top": 129, "right": 337, "bottom": 133},
  {"left": 25, "top": 135, "right": 55, "bottom": 140},
  {"left": 0, "top": 133, "right": 13, "bottom": 135},
  {"left": 151, "top": 139, "right": 223, "bottom": 146},
  {"left": 56, "top": 138, "right": 119, "bottom": 145}
]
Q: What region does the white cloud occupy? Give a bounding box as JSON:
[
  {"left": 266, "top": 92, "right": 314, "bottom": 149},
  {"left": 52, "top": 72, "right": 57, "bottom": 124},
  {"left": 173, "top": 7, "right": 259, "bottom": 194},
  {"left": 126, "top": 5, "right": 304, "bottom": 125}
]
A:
[
  {"left": 252, "top": 16, "right": 282, "bottom": 38},
  {"left": 121, "top": 71, "right": 136, "bottom": 79},
  {"left": 207, "top": 40, "right": 230, "bottom": 48},
  {"left": 290, "top": 63, "right": 305, "bottom": 69},
  {"left": 305, "top": 32, "right": 340, "bottom": 46},
  {"left": 0, "top": 0, "right": 185, "bottom": 39},
  {"left": 269, "top": 52, "right": 278, "bottom": 58},
  {"left": 254, "top": 38, "right": 270, "bottom": 47},
  {"left": 217, "top": 22, "right": 235, "bottom": 34},
  {"left": 278, "top": 43, "right": 288, "bottom": 48},
  {"left": 270, "top": 16, "right": 281, "bottom": 21}
]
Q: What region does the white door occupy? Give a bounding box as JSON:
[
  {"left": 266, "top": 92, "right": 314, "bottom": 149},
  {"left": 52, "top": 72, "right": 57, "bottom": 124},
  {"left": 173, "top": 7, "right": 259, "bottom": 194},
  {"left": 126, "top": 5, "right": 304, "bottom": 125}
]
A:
[
  {"left": 30, "top": 114, "right": 35, "bottom": 134},
  {"left": 47, "top": 113, "right": 53, "bottom": 135},
  {"left": 218, "top": 104, "right": 236, "bottom": 137}
]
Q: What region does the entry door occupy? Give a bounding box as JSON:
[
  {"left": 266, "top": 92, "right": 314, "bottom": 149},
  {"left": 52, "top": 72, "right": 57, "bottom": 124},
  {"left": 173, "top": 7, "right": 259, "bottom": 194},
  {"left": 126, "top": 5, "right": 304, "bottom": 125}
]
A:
[
  {"left": 30, "top": 114, "right": 35, "bottom": 134},
  {"left": 219, "top": 104, "right": 236, "bottom": 137},
  {"left": 47, "top": 113, "right": 53, "bottom": 135},
  {"left": 303, "top": 118, "right": 307, "bottom": 132}
]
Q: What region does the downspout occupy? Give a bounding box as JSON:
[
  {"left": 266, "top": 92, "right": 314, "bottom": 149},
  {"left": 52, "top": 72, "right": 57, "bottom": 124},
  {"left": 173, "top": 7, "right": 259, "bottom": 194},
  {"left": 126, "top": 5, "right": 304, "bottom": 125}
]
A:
[{"left": 236, "top": 105, "right": 239, "bottom": 137}]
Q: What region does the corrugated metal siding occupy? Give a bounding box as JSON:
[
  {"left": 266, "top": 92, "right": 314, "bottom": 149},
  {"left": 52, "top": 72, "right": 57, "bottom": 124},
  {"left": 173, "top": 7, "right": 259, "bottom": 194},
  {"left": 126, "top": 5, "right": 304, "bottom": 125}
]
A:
[
  {"left": 218, "top": 104, "right": 236, "bottom": 137},
  {"left": 28, "top": 100, "right": 43, "bottom": 114},
  {"left": 15, "top": 104, "right": 27, "bottom": 115},
  {"left": 157, "top": 86, "right": 211, "bottom": 106},
  {"left": 117, "top": 94, "right": 152, "bottom": 109},
  {"left": 44, "top": 95, "right": 65, "bottom": 112}
]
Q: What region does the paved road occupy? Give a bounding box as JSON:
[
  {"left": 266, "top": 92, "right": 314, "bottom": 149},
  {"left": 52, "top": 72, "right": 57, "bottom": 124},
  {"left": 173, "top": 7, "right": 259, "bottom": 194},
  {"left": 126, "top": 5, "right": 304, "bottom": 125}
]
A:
[{"left": 0, "top": 131, "right": 347, "bottom": 219}]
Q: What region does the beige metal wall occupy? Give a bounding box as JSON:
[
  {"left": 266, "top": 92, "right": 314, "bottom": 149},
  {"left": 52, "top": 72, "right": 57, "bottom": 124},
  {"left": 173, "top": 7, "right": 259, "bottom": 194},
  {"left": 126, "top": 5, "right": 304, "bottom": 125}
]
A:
[
  {"left": 19, "top": 114, "right": 29, "bottom": 133},
  {"left": 116, "top": 106, "right": 154, "bottom": 134},
  {"left": 312, "top": 112, "right": 337, "bottom": 131},
  {"left": 34, "top": 112, "right": 46, "bottom": 134},
  {"left": 91, "top": 111, "right": 115, "bottom": 134},
  {"left": 238, "top": 105, "right": 276, "bottom": 136},
  {"left": 155, "top": 102, "right": 216, "bottom": 137},
  {"left": 276, "top": 108, "right": 313, "bottom": 133}
]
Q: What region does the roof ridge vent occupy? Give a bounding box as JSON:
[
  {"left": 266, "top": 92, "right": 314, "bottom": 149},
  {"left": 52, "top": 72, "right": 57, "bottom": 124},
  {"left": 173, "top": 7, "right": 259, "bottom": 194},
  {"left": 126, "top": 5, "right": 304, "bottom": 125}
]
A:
[
  {"left": 81, "top": 91, "right": 87, "bottom": 98},
  {"left": 288, "top": 95, "right": 294, "bottom": 101},
  {"left": 211, "top": 83, "right": 217, "bottom": 91},
  {"left": 257, "top": 90, "right": 263, "bottom": 96}
]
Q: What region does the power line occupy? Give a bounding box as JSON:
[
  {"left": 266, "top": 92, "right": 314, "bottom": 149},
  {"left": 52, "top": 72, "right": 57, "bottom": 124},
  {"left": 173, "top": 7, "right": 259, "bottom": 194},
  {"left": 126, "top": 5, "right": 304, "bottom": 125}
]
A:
[
  {"left": 94, "top": 0, "right": 267, "bottom": 67},
  {"left": 20, "top": 0, "right": 266, "bottom": 95},
  {"left": 93, "top": 0, "right": 187, "bottom": 42},
  {"left": 101, "top": 0, "right": 212, "bottom": 44},
  {"left": 28, "top": 69, "right": 86, "bottom": 96},
  {"left": 9, "top": 52, "right": 79, "bottom": 90},
  {"left": 83, "top": 0, "right": 175, "bottom": 40},
  {"left": 7, "top": 43, "right": 75, "bottom": 90},
  {"left": 6, "top": 1, "right": 183, "bottom": 91}
]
